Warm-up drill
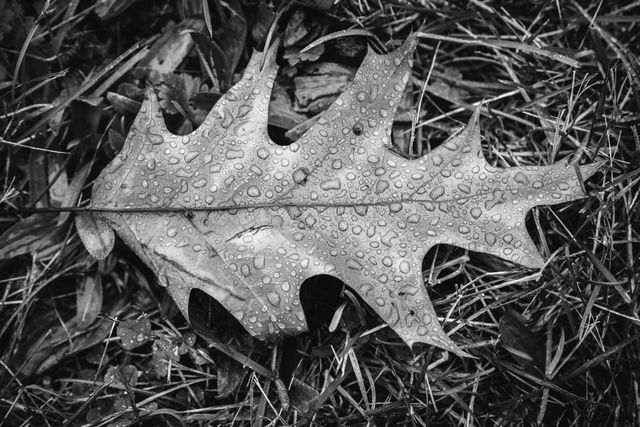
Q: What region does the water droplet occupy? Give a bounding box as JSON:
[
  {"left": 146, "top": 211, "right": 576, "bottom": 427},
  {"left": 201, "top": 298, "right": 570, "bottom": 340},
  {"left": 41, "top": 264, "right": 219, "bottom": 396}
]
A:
[
  {"left": 254, "top": 255, "right": 265, "bottom": 269},
  {"left": 347, "top": 259, "right": 363, "bottom": 271},
  {"left": 257, "top": 148, "right": 269, "bottom": 159},
  {"left": 389, "top": 203, "right": 403, "bottom": 213},
  {"left": 399, "top": 260, "right": 411, "bottom": 274},
  {"left": 514, "top": 172, "right": 528, "bottom": 184},
  {"left": 470, "top": 207, "right": 482, "bottom": 219},
  {"left": 407, "top": 213, "right": 420, "bottom": 223},
  {"left": 443, "top": 141, "right": 458, "bottom": 151},
  {"left": 320, "top": 178, "right": 341, "bottom": 190},
  {"left": 457, "top": 183, "right": 471, "bottom": 194},
  {"left": 367, "top": 155, "right": 380, "bottom": 164},
  {"left": 241, "top": 264, "right": 250, "bottom": 277},
  {"left": 354, "top": 206, "right": 368, "bottom": 216},
  {"left": 192, "top": 178, "right": 207, "bottom": 188},
  {"left": 267, "top": 292, "right": 281, "bottom": 307},
  {"left": 381, "top": 230, "right": 398, "bottom": 247},
  {"left": 292, "top": 168, "right": 309, "bottom": 184},
  {"left": 247, "top": 186, "right": 261, "bottom": 197},
  {"left": 185, "top": 152, "right": 199, "bottom": 163},
  {"left": 382, "top": 256, "right": 393, "bottom": 267},
  {"left": 429, "top": 186, "right": 445, "bottom": 200},
  {"left": 375, "top": 180, "right": 389, "bottom": 194},
  {"left": 225, "top": 147, "right": 244, "bottom": 159}
]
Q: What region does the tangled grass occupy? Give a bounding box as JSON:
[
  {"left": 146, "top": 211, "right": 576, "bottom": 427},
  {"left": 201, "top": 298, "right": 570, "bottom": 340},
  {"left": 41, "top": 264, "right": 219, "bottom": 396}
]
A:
[{"left": 1, "top": 0, "right": 638, "bottom": 425}]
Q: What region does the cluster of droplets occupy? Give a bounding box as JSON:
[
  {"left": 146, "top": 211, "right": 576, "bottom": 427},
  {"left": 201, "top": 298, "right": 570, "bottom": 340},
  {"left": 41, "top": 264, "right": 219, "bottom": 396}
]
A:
[{"left": 90, "top": 36, "right": 595, "bottom": 354}]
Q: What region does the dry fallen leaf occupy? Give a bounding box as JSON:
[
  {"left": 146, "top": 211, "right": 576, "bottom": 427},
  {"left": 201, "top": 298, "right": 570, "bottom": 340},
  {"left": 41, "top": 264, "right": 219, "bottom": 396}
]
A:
[{"left": 78, "top": 36, "right": 599, "bottom": 356}]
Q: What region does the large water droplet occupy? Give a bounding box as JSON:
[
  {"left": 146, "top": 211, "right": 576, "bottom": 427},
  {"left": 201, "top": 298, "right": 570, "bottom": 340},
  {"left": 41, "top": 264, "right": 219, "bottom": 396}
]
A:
[
  {"left": 247, "top": 186, "right": 261, "bottom": 197},
  {"left": 320, "top": 178, "right": 341, "bottom": 190},
  {"left": 267, "top": 292, "right": 281, "bottom": 307},
  {"left": 381, "top": 230, "right": 398, "bottom": 247},
  {"left": 292, "top": 168, "right": 309, "bottom": 185},
  {"left": 254, "top": 255, "right": 265, "bottom": 269},
  {"left": 225, "top": 147, "right": 244, "bottom": 160},
  {"left": 389, "top": 203, "right": 403, "bottom": 213},
  {"left": 429, "top": 186, "right": 445, "bottom": 200},
  {"left": 257, "top": 148, "right": 269, "bottom": 159},
  {"left": 192, "top": 178, "right": 207, "bottom": 188},
  {"left": 346, "top": 259, "right": 363, "bottom": 271},
  {"left": 484, "top": 232, "right": 496, "bottom": 246},
  {"left": 375, "top": 180, "right": 389, "bottom": 194},
  {"left": 398, "top": 260, "right": 411, "bottom": 274}
]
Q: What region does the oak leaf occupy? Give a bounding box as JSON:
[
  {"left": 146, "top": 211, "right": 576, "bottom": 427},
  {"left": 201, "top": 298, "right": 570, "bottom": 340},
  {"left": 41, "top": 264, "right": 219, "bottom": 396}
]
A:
[{"left": 77, "top": 36, "right": 599, "bottom": 356}]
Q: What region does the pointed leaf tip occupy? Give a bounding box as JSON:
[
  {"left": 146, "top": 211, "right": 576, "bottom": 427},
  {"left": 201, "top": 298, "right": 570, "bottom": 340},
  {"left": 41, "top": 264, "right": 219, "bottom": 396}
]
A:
[
  {"left": 140, "top": 85, "right": 164, "bottom": 122},
  {"left": 578, "top": 160, "right": 605, "bottom": 181},
  {"left": 518, "top": 251, "right": 546, "bottom": 270},
  {"left": 259, "top": 36, "right": 280, "bottom": 73},
  {"left": 390, "top": 33, "right": 418, "bottom": 65},
  {"left": 404, "top": 32, "right": 419, "bottom": 52},
  {"left": 144, "top": 85, "right": 160, "bottom": 107}
]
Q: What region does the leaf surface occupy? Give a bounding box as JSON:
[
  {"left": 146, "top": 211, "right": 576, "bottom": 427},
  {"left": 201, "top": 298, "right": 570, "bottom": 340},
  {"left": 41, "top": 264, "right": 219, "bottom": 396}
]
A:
[{"left": 81, "top": 36, "right": 598, "bottom": 355}]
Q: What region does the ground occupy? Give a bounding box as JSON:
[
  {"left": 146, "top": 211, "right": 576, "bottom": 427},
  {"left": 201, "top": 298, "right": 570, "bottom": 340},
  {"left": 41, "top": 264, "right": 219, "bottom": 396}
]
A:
[{"left": 0, "top": 0, "right": 639, "bottom": 426}]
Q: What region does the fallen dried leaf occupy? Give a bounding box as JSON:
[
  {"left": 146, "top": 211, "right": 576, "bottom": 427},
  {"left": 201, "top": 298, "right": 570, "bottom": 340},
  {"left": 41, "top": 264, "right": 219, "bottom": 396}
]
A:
[{"left": 79, "top": 35, "right": 600, "bottom": 356}]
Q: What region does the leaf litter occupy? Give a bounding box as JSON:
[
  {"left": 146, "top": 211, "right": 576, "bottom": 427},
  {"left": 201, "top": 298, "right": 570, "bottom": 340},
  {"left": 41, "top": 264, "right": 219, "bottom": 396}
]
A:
[{"left": 1, "top": 2, "right": 638, "bottom": 425}]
